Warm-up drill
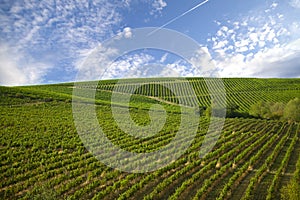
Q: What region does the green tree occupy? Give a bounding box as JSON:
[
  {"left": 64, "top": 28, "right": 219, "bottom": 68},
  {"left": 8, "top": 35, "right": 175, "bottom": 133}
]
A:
[
  {"left": 283, "top": 98, "right": 300, "bottom": 123},
  {"left": 270, "top": 102, "right": 285, "bottom": 119},
  {"left": 206, "top": 102, "right": 240, "bottom": 118},
  {"left": 249, "top": 101, "right": 272, "bottom": 119},
  {"left": 226, "top": 102, "right": 239, "bottom": 117},
  {"left": 250, "top": 101, "right": 286, "bottom": 120}
]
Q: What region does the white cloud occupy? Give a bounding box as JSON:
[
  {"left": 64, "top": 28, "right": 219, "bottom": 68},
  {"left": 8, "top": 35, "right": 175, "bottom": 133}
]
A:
[
  {"left": 236, "top": 46, "right": 249, "bottom": 53},
  {"left": 77, "top": 46, "right": 202, "bottom": 80},
  {"left": 75, "top": 44, "right": 120, "bottom": 81},
  {"left": 235, "top": 39, "right": 249, "bottom": 48},
  {"left": 266, "top": 29, "right": 276, "bottom": 41},
  {"left": 209, "top": 2, "right": 300, "bottom": 78},
  {"left": 0, "top": 44, "right": 51, "bottom": 86},
  {"left": 188, "top": 47, "right": 218, "bottom": 77},
  {"left": 0, "top": 47, "right": 27, "bottom": 86},
  {"left": 161, "top": 62, "right": 194, "bottom": 77},
  {"left": 211, "top": 15, "right": 286, "bottom": 56},
  {"left": 250, "top": 42, "right": 300, "bottom": 77},
  {"left": 265, "top": 3, "right": 278, "bottom": 13},
  {"left": 290, "top": 0, "right": 300, "bottom": 8},
  {"left": 286, "top": 38, "right": 300, "bottom": 50},
  {"left": 123, "top": 27, "right": 132, "bottom": 38},
  {"left": 271, "top": 2, "right": 278, "bottom": 9},
  {"left": 215, "top": 39, "right": 300, "bottom": 78},
  {"left": 214, "top": 20, "right": 222, "bottom": 26},
  {"left": 213, "top": 40, "right": 228, "bottom": 49},
  {"left": 122, "top": 0, "right": 131, "bottom": 7},
  {"left": 150, "top": 0, "right": 167, "bottom": 16},
  {"left": 0, "top": 0, "right": 124, "bottom": 85},
  {"left": 249, "top": 32, "right": 259, "bottom": 43},
  {"left": 96, "top": 53, "right": 155, "bottom": 79}
]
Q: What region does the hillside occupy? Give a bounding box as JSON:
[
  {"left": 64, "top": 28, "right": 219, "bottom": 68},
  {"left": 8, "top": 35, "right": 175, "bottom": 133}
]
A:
[{"left": 0, "top": 78, "right": 300, "bottom": 199}]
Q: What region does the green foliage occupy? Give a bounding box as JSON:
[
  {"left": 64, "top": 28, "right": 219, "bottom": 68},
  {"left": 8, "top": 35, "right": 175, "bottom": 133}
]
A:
[
  {"left": 249, "top": 98, "right": 299, "bottom": 122},
  {"left": 205, "top": 102, "right": 240, "bottom": 118},
  {"left": 284, "top": 98, "right": 300, "bottom": 122},
  {"left": 270, "top": 102, "right": 285, "bottom": 119},
  {"left": 226, "top": 102, "right": 240, "bottom": 117},
  {"left": 249, "top": 101, "right": 273, "bottom": 119},
  {"left": 1, "top": 78, "right": 300, "bottom": 200}
]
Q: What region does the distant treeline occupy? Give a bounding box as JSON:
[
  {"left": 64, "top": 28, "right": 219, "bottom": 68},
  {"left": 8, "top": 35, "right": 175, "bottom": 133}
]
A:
[
  {"left": 249, "top": 98, "right": 300, "bottom": 123},
  {"left": 204, "top": 98, "right": 300, "bottom": 123}
]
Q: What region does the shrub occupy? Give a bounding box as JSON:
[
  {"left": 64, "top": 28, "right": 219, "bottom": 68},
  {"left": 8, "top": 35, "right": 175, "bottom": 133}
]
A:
[
  {"left": 283, "top": 98, "right": 300, "bottom": 123},
  {"left": 249, "top": 100, "right": 296, "bottom": 121}
]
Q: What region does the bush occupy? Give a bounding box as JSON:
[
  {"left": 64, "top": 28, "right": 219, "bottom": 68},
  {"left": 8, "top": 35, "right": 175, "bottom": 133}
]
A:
[
  {"left": 226, "top": 102, "right": 240, "bottom": 117},
  {"left": 249, "top": 101, "right": 273, "bottom": 119},
  {"left": 249, "top": 100, "right": 292, "bottom": 120},
  {"left": 270, "top": 102, "right": 285, "bottom": 119},
  {"left": 206, "top": 102, "right": 240, "bottom": 118},
  {"left": 283, "top": 98, "right": 300, "bottom": 123}
]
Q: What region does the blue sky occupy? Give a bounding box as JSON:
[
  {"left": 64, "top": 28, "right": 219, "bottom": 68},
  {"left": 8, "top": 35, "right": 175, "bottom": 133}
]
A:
[{"left": 0, "top": 0, "right": 300, "bottom": 85}]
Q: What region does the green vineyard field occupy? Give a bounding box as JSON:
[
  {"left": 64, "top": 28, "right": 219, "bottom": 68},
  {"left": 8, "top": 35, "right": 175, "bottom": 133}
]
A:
[{"left": 0, "top": 78, "right": 300, "bottom": 199}]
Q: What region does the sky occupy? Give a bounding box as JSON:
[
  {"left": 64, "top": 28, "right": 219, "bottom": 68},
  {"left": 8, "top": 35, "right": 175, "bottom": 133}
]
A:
[{"left": 0, "top": 0, "right": 300, "bottom": 86}]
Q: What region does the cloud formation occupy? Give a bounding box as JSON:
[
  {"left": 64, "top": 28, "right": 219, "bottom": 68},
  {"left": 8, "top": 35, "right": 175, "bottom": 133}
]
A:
[
  {"left": 0, "top": 0, "right": 171, "bottom": 85},
  {"left": 0, "top": 44, "right": 51, "bottom": 85},
  {"left": 1, "top": 1, "right": 299, "bottom": 85},
  {"left": 122, "top": 27, "right": 133, "bottom": 38},
  {"left": 0, "top": 0, "right": 125, "bottom": 85},
  {"left": 151, "top": 0, "right": 167, "bottom": 15},
  {"left": 209, "top": 2, "right": 300, "bottom": 78},
  {"left": 290, "top": 0, "right": 300, "bottom": 8}
]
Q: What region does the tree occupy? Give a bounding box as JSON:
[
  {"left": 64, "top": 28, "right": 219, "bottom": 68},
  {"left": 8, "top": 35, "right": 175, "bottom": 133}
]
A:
[
  {"left": 270, "top": 102, "right": 285, "bottom": 120},
  {"left": 249, "top": 101, "right": 286, "bottom": 120},
  {"left": 205, "top": 106, "right": 227, "bottom": 118},
  {"left": 226, "top": 102, "right": 239, "bottom": 117},
  {"left": 283, "top": 98, "right": 300, "bottom": 123},
  {"left": 205, "top": 102, "right": 240, "bottom": 118},
  {"left": 249, "top": 101, "right": 272, "bottom": 119}
]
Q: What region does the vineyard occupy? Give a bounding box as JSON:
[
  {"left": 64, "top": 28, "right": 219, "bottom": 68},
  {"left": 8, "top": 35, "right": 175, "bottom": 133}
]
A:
[{"left": 0, "top": 78, "right": 300, "bottom": 199}]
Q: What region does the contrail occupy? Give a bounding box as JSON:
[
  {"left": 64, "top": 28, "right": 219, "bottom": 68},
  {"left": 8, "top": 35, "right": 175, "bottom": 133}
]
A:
[{"left": 148, "top": 0, "right": 210, "bottom": 36}]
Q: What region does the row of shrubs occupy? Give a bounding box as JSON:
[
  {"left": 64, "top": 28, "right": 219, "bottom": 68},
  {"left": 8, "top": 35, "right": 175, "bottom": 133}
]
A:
[{"left": 202, "top": 98, "right": 299, "bottom": 123}]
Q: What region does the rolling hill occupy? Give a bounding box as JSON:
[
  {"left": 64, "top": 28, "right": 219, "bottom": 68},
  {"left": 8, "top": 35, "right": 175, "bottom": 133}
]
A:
[{"left": 1, "top": 78, "right": 300, "bottom": 200}]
